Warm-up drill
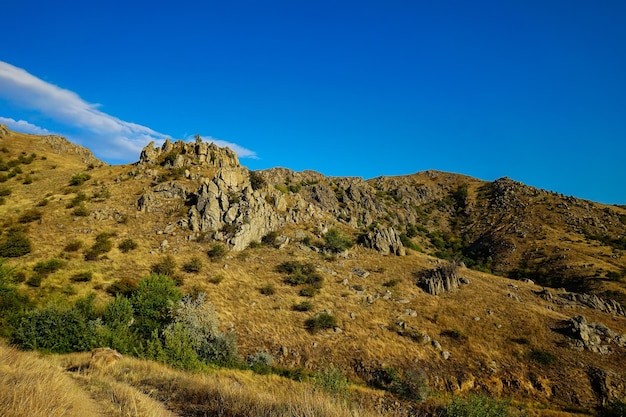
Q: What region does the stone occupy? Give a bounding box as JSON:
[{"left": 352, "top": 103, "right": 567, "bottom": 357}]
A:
[
  {"left": 441, "top": 350, "right": 451, "bottom": 360},
  {"left": 90, "top": 347, "right": 122, "bottom": 369},
  {"left": 432, "top": 340, "right": 442, "bottom": 350},
  {"left": 360, "top": 227, "right": 406, "bottom": 256},
  {"left": 352, "top": 268, "right": 370, "bottom": 278},
  {"left": 417, "top": 261, "right": 461, "bottom": 295}
]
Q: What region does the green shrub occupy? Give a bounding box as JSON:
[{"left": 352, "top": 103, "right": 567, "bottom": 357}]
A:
[
  {"left": 63, "top": 239, "right": 83, "bottom": 252},
  {"left": 99, "top": 295, "right": 136, "bottom": 354},
  {"left": 259, "top": 284, "right": 275, "bottom": 295},
  {"left": 0, "top": 174, "right": 7, "bottom": 183},
  {"left": 249, "top": 171, "right": 267, "bottom": 190},
  {"left": 118, "top": 238, "right": 138, "bottom": 253},
  {"left": 208, "top": 274, "right": 224, "bottom": 285},
  {"left": 69, "top": 172, "right": 91, "bottom": 186},
  {"left": 292, "top": 300, "right": 314, "bottom": 311},
  {"left": 70, "top": 271, "right": 93, "bottom": 282},
  {"left": 528, "top": 348, "right": 556, "bottom": 366},
  {"left": 11, "top": 305, "right": 97, "bottom": 353},
  {"left": 84, "top": 233, "right": 114, "bottom": 260},
  {"left": 277, "top": 261, "right": 323, "bottom": 288},
  {"left": 299, "top": 285, "right": 319, "bottom": 297},
  {"left": 445, "top": 394, "right": 512, "bottom": 417},
  {"left": 261, "top": 231, "right": 279, "bottom": 247},
  {"left": 33, "top": 258, "right": 64, "bottom": 276},
  {"left": 18, "top": 208, "right": 42, "bottom": 223},
  {"left": 324, "top": 228, "right": 354, "bottom": 252},
  {"left": 0, "top": 229, "right": 31, "bottom": 257},
  {"left": 313, "top": 365, "right": 349, "bottom": 400},
  {"left": 182, "top": 257, "right": 203, "bottom": 273},
  {"left": 305, "top": 312, "right": 337, "bottom": 333},
  {"left": 131, "top": 274, "right": 182, "bottom": 340},
  {"left": 72, "top": 203, "right": 90, "bottom": 217},
  {"left": 248, "top": 349, "right": 274, "bottom": 374},
  {"left": 151, "top": 255, "right": 177, "bottom": 276},
  {"left": 22, "top": 176, "right": 33, "bottom": 184},
  {"left": 207, "top": 243, "right": 227, "bottom": 261},
  {"left": 67, "top": 191, "right": 88, "bottom": 208},
  {"left": 0, "top": 187, "right": 12, "bottom": 196}
]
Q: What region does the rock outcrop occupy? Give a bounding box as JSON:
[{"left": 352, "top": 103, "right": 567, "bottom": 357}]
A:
[
  {"left": 417, "top": 262, "right": 464, "bottom": 295},
  {"left": 566, "top": 315, "right": 626, "bottom": 354},
  {"left": 0, "top": 124, "right": 10, "bottom": 137},
  {"left": 139, "top": 139, "right": 240, "bottom": 168},
  {"left": 360, "top": 227, "right": 406, "bottom": 256}
]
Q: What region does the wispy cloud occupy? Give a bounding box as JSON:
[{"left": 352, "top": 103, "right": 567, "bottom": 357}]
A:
[
  {"left": 0, "top": 117, "right": 51, "bottom": 135},
  {"left": 0, "top": 61, "right": 256, "bottom": 161}
]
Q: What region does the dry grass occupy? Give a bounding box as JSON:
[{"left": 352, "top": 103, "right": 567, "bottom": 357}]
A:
[{"left": 0, "top": 343, "right": 101, "bottom": 417}]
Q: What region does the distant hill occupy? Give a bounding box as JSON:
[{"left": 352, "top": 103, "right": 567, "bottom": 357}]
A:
[{"left": 1, "top": 124, "right": 625, "bottom": 416}]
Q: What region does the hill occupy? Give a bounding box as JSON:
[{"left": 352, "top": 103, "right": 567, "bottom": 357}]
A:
[{"left": 0, "top": 124, "right": 625, "bottom": 416}]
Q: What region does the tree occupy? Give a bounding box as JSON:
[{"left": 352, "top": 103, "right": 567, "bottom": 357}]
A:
[{"left": 130, "top": 274, "right": 181, "bottom": 340}]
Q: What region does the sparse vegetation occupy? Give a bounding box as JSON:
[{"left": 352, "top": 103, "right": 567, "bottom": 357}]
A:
[
  {"left": 324, "top": 228, "right": 354, "bottom": 252},
  {"left": 249, "top": 170, "right": 267, "bottom": 190},
  {"left": 84, "top": 232, "right": 114, "bottom": 261},
  {"left": 69, "top": 172, "right": 91, "bottom": 186},
  {"left": 207, "top": 243, "right": 227, "bottom": 261},
  {"left": 305, "top": 312, "right": 337, "bottom": 333},
  {"left": 118, "top": 238, "right": 138, "bottom": 253},
  {"left": 182, "top": 256, "right": 203, "bottom": 273},
  {"left": 292, "top": 300, "right": 314, "bottom": 311},
  {"left": 259, "top": 283, "right": 276, "bottom": 295},
  {"left": 0, "top": 228, "right": 31, "bottom": 257},
  {"left": 63, "top": 239, "right": 83, "bottom": 252},
  {"left": 445, "top": 394, "right": 513, "bottom": 417},
  {"left": 18, "top": 208, "right": 42, "bottom": 223}
]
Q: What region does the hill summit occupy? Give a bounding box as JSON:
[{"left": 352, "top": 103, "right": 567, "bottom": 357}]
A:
[{"left": 0, "top": 125, "right": 625, "bottom": 416}]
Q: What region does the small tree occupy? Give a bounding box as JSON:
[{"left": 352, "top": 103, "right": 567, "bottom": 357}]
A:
[
  {"left": 131, "top": 274, "right": 182, "bottom": 340},
  {"left": 324, "top": 228, "right": 354, "bottom": 253}
]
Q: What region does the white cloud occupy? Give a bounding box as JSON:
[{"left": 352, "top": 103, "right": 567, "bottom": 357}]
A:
[
  {"left": 0, "top": 117, "right": 51, "bottom": 135},
  {"left": 0, "top": 61, "right": 257, "bottom": 161}
]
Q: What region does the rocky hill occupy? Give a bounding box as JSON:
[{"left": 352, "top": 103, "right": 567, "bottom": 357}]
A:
[{"left": 0, "top": 124, "right": 625, "bottom": 416}]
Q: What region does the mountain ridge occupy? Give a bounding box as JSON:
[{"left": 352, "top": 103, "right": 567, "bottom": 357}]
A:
[{"left": 1, "top": 125, "right": 625, "bottom": 415}]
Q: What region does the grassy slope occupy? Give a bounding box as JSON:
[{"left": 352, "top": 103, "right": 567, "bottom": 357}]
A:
[{"left": 1, "top": 129, "right": 625, "bottom": 415}]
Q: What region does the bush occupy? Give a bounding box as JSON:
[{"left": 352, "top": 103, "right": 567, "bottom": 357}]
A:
[
  {"left": 299, "top": 285, "right": 319, "bottom": 297},
  {"left": 151, "top": 255, "right": 177, "bottom": 276},
  {"left": 528, "top": 348, "right": 556, "bottom": 366},
  {"left": 0, "top": 229, "right": 31, "bottom": 257},
  {"left": 207, "top": 243, "right": 227, "bottom": 261},
  {"left": 84, "top": 233, "right": 114, "bottom": 260},
  {"left": 259, "top": 284, "right": 276, "bottom": 295},
  {"left": 70, "top": 271, "right": 93, "bottom": 282},
  {"left": 69, "top": 172, "right": 91, "bottom": 186},
  {"left": 599, "top": 399, "right": 626, "bottom": 417},
  {"left": 33, "top": 258, "right": 64, "bottom": 276},
  {"left": 66, "top": 191, "right": 88, "bottom": 208},
  {"left": 313, "top": 365, "right": 349, "bottom": 400},
  {"left": 169, "top": 293, "right": 239, "bottom": 366},
  {"left": 11, "top": 305, "right": 97, "bottom": 353},
  {"left": 249, "top": 171, "right": 267, "bottom": 190},
  {"left": 261, "top": 231, "right": 278, "bottom": 247},
  {"left": 324, "top": 228, "right": 354, "bottom": 253},
  {"left": 72, "top": 204, "right": 90, "bottom": 217},
  {"left": 99, "top": 296, "right": 136, "bottom": 353},
  {"left": 182, "top": 257, "right": 203, "bottom": 273},
  {"left": 63, "top": 239, "right": 83, "bottom": 252},
  {"left": 118, "top": 238, "right": 138, "bottom": 253},
  {"left": 18, "top": 208, "right": 42, "bottom": 224},
  {"left": 305, "top": 312, "right": 337, "bottom": 333},
  {"left": 0, "top": 187, "right": 12, "bottom": 196},
  {"left": 131, "top": 274, "right": 182, "bottom": 340},
  {"left": 292, "top": 300, "right": 313, "bottom": 311},
  {"left": 277, "top": 261, "right": 323, "bottom": 288},
  {"left": 248, "top": 349, "right": 274, "bottom": 374},
  {"left": 445, "top": 394, "right": 511, "bottom": 417}
]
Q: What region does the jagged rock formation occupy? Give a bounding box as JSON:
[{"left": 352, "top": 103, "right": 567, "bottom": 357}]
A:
[
  {"left": 139, "top": 138, "right": 240, "bottom": 168},
  {"left": 537, "top": 289, "right": 625, "bottom": 317},
  {"left": 360, "top": 227, "right": 406, "bottom": 256},
  {"left": 566, "top": 315, "right": 626, "bottom": 353},
  {"left": 417, "top": 262, "right": 464, "bottom": 295},
  {"left": 0, "top": 124, "right": 10, "bottom": 137}
]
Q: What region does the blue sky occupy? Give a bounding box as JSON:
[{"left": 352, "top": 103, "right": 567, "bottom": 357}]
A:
[{"left": 1, "top": 1, "right": 625, "bottom": 204}]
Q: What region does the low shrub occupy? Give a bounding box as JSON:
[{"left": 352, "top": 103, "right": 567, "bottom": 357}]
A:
[
  {"left": 207, "top": 243, "right": 227, "bottom": 261},
  {"left": 106, "top": 277, "right": 138, "bottom": 297},
  {"left": 259, "top": 284, "right": 276, "bottom": 295},
  {"left": 305, "top": 312, "right": 337, "bottom": 333},
  {"left": 182, "top": 257, "right": 203, "bottom": 273},
  {"left": 313, "top": 365, "right": 349, "bottom": 400},
  {"left": 249, "top": 170, "right": 267, "bottom": 190},
  {"left": 0, "top": 229, "right": 31, "bottom": 257},
  {"left": 84, "top": 233, "right": 114, "bottom": 261},
  {"left": 528, "top": 348, "right": 556, "bottom": 366},
  {"left": 208, "top": 274, "right": 224, "bottom": 284},
  {"left": 299, "top": 285, "right": 319, "bottom": 297},
  {"left": 63, "top": 239, "right": 83, "bottom": 252},
  {"left": 72, "top": 203, "right": 90, "bottom": 217},
  {"left": 118, "top": 238, "right": 138, "bottom": 253},
  {"left": 292, "top": 300, "right": 313, "bottom": 311},
  {"left": 599, "top": 399, "right": 626, "bottom": 417},
  {"left": 248, "top": 349, "right": 274, "bottom": 374},
  {"left": 69, "top": 172, "right": 91, "bottom": 186},
  {"left": 151, "top": 255, "right": 177, "bottom": 276},
  {"left": 70, "top": 271, "right": 93, "bottom": 282},
  {"left": 18, "top": 209, "right": 42, "bottom": 223},
  {"left": 0, "top": 187, "right": 12, "bottom": 196},
  {"left": 324, "top": 228, "right": 354, "bottom": 253},
  {"left": 33, "top": 258, "right": 64, "bottom": 276}
]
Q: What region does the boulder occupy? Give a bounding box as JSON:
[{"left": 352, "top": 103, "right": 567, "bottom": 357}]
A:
[{"left": 360, "top": 227, "right": 406, "bottom": 256}]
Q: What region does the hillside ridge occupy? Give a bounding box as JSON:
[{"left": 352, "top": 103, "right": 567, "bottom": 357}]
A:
[{"left": 1, "top": 125, "right": 625, "bottom": 415}]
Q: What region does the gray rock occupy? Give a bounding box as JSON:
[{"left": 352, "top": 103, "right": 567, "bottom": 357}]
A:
[
  {"left": 417, "top": 261, "right": 461, "bottom": 295},
  {"left": 360, "top": 227, "right": 406, "bottom": 256},
  {"left": 441, "top": 350, "right": 451, "bottom": 360},
  {"left": 352, "top": 268, "right": 370, "bottom": 278}
]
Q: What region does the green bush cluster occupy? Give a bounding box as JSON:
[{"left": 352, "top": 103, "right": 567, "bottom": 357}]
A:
[
  {"left": 313, "top": 365, "right": 349, "bottom": 400},
  {"left": 304, "top": 312, "right": 336, "bottom": 333},
  {"left": 182, "top": 257, "right": 203, "bottom": 273},
  {"left": 84, "top": 232, "right": 114, "bottom": 261},
  {"left": 69, "top": 172, "right": 91, "bottom": 186},
  {"left": 248, "top": 170, "right": 267, "bottom": 190},
  {"left": 118, "top": 238, "right": 138, "bottom": 253},
  {"left": 0, "top": 228, "right": 31, "bottom": 257},
  {"left": 445, "top": 394, "right": 513, "bottom": 417},
  {"left": 32, "top": 258, "right": 64, "bottom": 277},
  {"left": 207, "top": 243, "right": 227, "bottom": 261},
  {"left": 277, "top": 261, "right": 324, "bottom": 297},
  {"left": 324, "top": 228, "right": 354, "bottom": 253}
]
